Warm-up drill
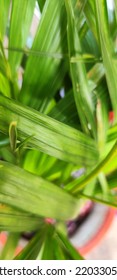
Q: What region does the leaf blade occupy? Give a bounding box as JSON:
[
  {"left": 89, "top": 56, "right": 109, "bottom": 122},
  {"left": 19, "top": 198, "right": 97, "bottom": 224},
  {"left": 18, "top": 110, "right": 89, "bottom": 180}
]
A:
[
  {"left": 9, "top": 0, "right": 36, "bottom": 74},
  {"left": 20, "top": 0, "right": 67, "bottom": 111},
  {"left": 0, "top": 95, "right": 98, "bottom": 166},
  {"left": 64, "top": 0, "right": 96, "bottom": 137},
  {"left": 0, "top": 160, "right": 81, "bottom": 221},
  {"left": 94, "top": 0, "right": 117, "bottom": 122}
]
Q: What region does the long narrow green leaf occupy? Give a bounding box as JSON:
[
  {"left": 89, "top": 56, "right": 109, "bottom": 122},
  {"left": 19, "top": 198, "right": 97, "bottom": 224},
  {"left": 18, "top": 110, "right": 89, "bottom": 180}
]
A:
[
  {"left": 0, "top": 46, "right": 11, "bottom": 80},
  {"left": 37, "top": 0, "right": 46, "bottom": 12},
  {"left": 57, "top": 231, "right": 83, "bottom": 260},
  {"left": 22, "top": 149, "right": 57, "bottom": 177},
  {"left": 65, "top": 140, "right": 117, "bottom": 193},
  {"left": 41, "top": 225, "right": 55, "bottom": 260},
  {"left": 15, "top": 229, "right": 45, "bottom": 260},
  {"left": 65, "top": 0, "right": 96, "bottom": 137},
  {"left": 0, "top": 160, "right": 81, "bottom": 221},
  {"left": 20, "top": 0, "right": 67, "bottom": 111},
  {"left": 87, "top": 63, "right": 104, "bottom": 84},
  {"left": 0, "top": 134, "right": 9, "bottom": 147},
  {"left": 94, "top": 0, "right": 117, "bottom": 122},
  {"left": 108, "top": 124, "right": 117, "bottom": 143},
  {"left": 95, "top": 83, "right": 109, "bottom": 142},
  {"left": 96, "top": 97, "right": 109, "bottom": 193},
  {"left": 0, "top": 146, "right": 16, "bottom": 164},
  {"left": 49, "top": 63, "right": 105, "bottom": 129},
  {"left": 96, "top": 99, "right": 108, "bottom": 155},
  {"left": 9, "top": 0, "right": 36, "bottom": 75},
  {"left": 84, "top": 0, "right": 98, "bottom": 41},
  {"left": 81, "top": 190, "right": 117, "bottom": 208},
  {"left": 0, "top": 233, "right": 20, "bottom": 260},
  {"left": 0, "top": 0, "right": 10, "bottom": 40},
  {"left": 0, "top": 73, "right": 11, "bottom": 97},
  {"left": 49, "top": 91, "right": 80, "bottom": 129},
  {"left": 0, "top": 204, "right": 43, "bottom": 232},
  {"left": 52, "top": 236, "right": 67, "bottom": 260},
  {"left": 22, "top": 149, "right": 74, "bottom": 185},
  {"left": 75, "top": 0, "right": 87, "bottom": 20},
  {"left": 86, "top": 170, "right": 117, "bottom": 192},
  {"left": 38, "top": 224, "right": 83, "bottom": 260},
  {"left": 0, "top": 43, "right": 12, "bottom": 98},
  {"left": 0, "top": 95, "right": 98, "bottom": 166},
  {"left": 114, "top": 0, "right": 117, "bottom": 23},
  {"left": 106, "top": 171, "right": 117, "bottom": 189}
]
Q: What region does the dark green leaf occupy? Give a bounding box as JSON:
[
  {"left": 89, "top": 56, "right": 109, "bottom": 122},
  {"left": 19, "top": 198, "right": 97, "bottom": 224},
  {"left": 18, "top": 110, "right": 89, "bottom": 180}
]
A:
[
  {"left": 15, "top": 229, "right": 45, "bottom": 260},
  {"left": 37, "top": 0, "right": 46, "bottom": 12},
  {"left": 57, "top": 231, "right": 84, "bottom": 260}
]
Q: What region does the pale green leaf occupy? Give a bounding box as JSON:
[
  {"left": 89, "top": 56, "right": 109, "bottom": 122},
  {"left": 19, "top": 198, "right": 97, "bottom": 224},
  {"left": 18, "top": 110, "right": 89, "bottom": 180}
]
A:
[
  {"left": 0, "top": 204, "right": 43, "bottom": 232},
  {"left": 0, "top": 72, "right": 11, "bottom": 97},
  {"left": 9, "top": 0, "right": 36, "bottom": 74},
  {"left": 0, "top": 160, "right": 81, "bottom": 221},
  {"left": 0, "top": 0, "right": 10, "bottom": 40}
]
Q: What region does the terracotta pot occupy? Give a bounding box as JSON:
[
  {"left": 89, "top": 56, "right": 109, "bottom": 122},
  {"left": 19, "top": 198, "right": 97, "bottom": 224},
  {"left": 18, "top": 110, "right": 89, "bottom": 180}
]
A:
[{"left": 69, "top": 204, "right": 115, "bottom": 256}]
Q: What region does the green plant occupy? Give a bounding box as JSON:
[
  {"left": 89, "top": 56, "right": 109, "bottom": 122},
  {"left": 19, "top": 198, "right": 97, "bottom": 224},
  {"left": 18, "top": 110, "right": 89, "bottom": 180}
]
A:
[{"left": 0, "top": 0, "right": 117, "bottom": 260}]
